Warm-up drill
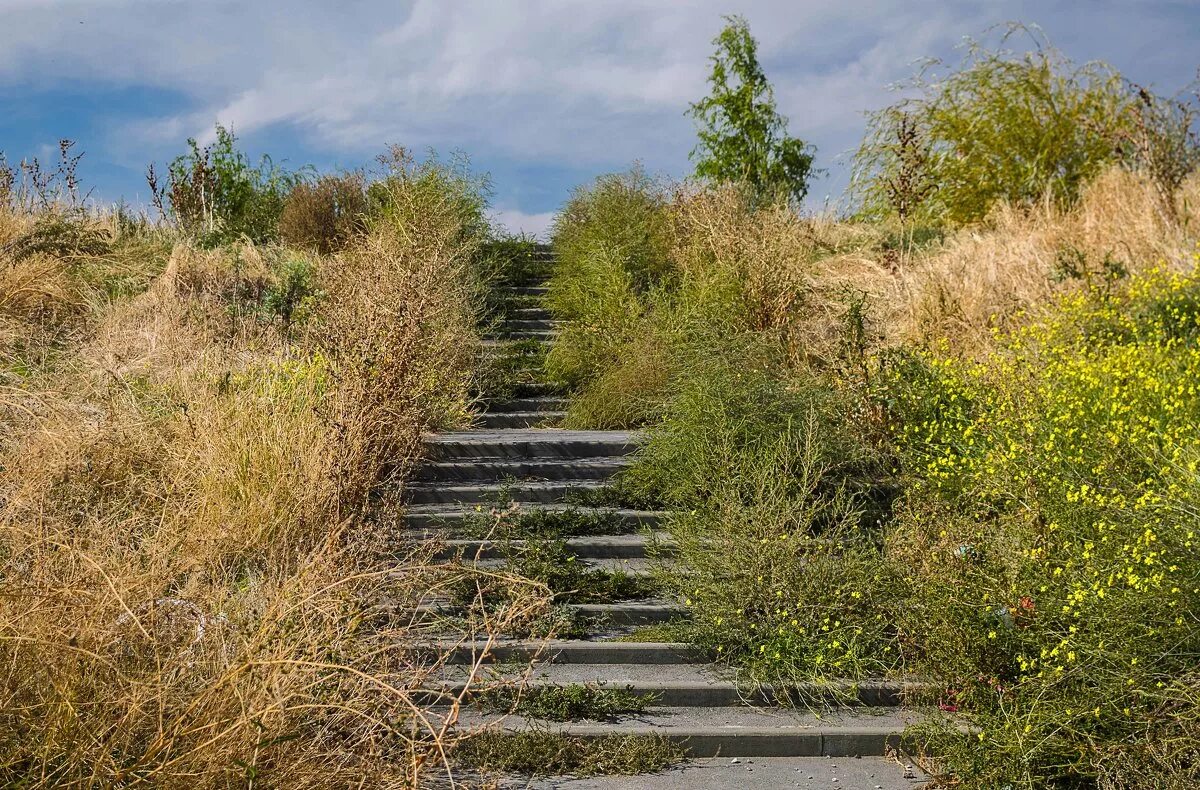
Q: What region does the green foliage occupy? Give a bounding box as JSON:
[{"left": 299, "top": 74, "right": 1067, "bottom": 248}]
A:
[
  {"left": 261, "top": 253, "right": 319, "bottom": 328},
  {"left": 476, "top": 683, "right": 652, "bottom": 721},
  {"left": 852, "top": 25, "right": 1135, "bottom": 225},
  {"left": 626, "top": 348, "right": 897, "bottom": 685},
  {"left": 153, "top": 125, "right": 304, "bottom": 246},
  {"left": 367, "top": 146, "right": 492, "bottom": 249},
  {"left": 545, "top": 169, "right": 671, "bottom": 390},
  {"left": 453, "top": 731, "right": 684, "bottom": 777},
  {"left": 688, "top": 15, "right": 816, "bottom": 206},
  {"left": 882, "top": 261, "right": 1200, "bottom": 786},
  {"left": 504, "top": 537, "right": 658, "bottom": 604}
]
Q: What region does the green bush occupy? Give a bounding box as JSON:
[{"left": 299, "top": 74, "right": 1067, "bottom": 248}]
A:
[
  {"left": 367, "top": 146, "right": 492, "bottom": 251},
  {"left": 882, "top": 260, "right": 1200, "bottom": 786},
  {"left": 851, "top": 26, "right": 1135, "bottom": 225},
  {"left": 545, "top": 169, "right": 671, "bottom": 392},
  {"left": 623, "top": 346, "right": 896, "bottom": 684},
  {"left": 152, "top": 125, "right": 304, "bottom": 247}
]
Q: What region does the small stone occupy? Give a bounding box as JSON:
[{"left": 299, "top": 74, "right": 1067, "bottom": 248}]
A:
[
  {"left": 904, "top": 765, "right": 916, "bottom": 779},
  {"left": 730, "top": 757, "right": 740, "bottom": 764}
]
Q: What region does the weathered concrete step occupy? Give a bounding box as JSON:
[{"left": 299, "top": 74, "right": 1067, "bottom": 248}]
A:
[
  {"left": 427, "top": 640, "right": 702, "bottom": 665},
  {"left": 433, "top": 663, "right": 908, "bottom": 708},
  {"left": 501, "top": 319, "right": 559, "bottom": 330},
  {"left": 402, "top": 505, "right": 666, "bottom": 531},
  {"left": 510, "top": 285, "right": 550, "bottom": 296},
  {"left": 424, "top": 430, "right": 640, "bottom": 461},
  {"left": 484, "top": 396, "right": 568, "bottom": 413},
  {"left": 405, "top": 479, "right": 606, "bottom": 505},
  {"left": 508, "top": 306, "right": 553, "bottom": 318},
  {"left": 482, "top": 335, "right": 552, "bottom": 346},
  {"left": 455, "top": 707, "right": 915, "bottom": 757},
  {"left": 505, "top": 382, "right": 567, "bottom": 398},
  {"left": 511, "top": 756, "right": 927, "bottom": 789},
  {"left": 433, "top": 533, "right": 671, "bottom": 560},
  {"left": 467, "top": 556, "right": 655, "bottom": 576},
  {"left": 574, "top": 600, "right": 683, "bottom": 626},
  {"left": 475, "top": 410, "right": 565, "bottom": 429},
  {"left": 491, "top": 329, "right": 558, "bottom": 341},
  {"left": 409, "top": 598, "right": 683, "bottom": 628},
  {"left": 416, "top": 457, "right": 628, "bottom": 483}
]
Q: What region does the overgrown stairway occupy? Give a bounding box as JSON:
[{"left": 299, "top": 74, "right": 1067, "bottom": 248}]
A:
[{"left": 406, "top": 245, "right": 918, "bottom": 779}]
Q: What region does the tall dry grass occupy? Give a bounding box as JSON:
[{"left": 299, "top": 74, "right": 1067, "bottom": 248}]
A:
[
  {"left": 667, "top": 166, "right": 1200, "bottom": 362},
  {"left": 0, "top": 175, "right": 520, "bottom": 786}
]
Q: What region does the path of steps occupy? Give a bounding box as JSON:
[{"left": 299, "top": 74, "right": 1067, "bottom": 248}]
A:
[{"left": 405, "top": 245, "right": 920, "bottom": 783}]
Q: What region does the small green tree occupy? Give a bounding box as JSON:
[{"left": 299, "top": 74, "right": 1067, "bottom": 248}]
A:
[{"left": 687, "top": 15, "right": 815, "bottom": 206}]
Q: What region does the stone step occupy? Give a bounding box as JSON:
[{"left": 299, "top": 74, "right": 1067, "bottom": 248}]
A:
[
  {"left": 511, "top": 757, "right": 927, "bottom": 789},
  {"left": 462, "top": 556, "right": 655, "bottom": 577},
  {"left": 508, "top": 306, "right": 553, "bottom": 318},
  {"left": 501, "top": 319, "right": 559, "bottom": 330},
  {"left": 431, "top": 663, "right": 909, "bottom": 708},
  {"left": 402, "top": 505, "right": 666, "bottom": 531},
  {"left": 433, "top": 533, "right": 670, "bottom": 560},
  {"left": 415, "top": 457, "right": 629, "bottom": 484},
  {"left": 484, "top": 396, "right": 568, "bottom": 413},
  {"left": 573, "top": 600, "right": 683, "bottom": 626},
  {"left": 409, "top": 598, "right": 683, "bottom": 629},
  {"left": 424, "top": 430, "right": 640, "bottom": 461},
  {"left": 427, "top": 640, "right": 702, "bottom": 665},
  {"left": 405, "top": 479, "right": 607, "bottom": 505},
  {"left": 510, "top": 285, "right": 550, "bottom": 296},
  {"left": 502, "top": 382, "right": 566, "bottom": 398},
  {"left": 482, "top": 337, "right": 553, "bottom": 349},
  {"left": 491, "top": 329, "right": 558, "bottom": 341},
  {"left": 475, "top": 411, "right": 566, "bottom": 429},
  {"left": 453, "top": 706, "right": 915, "bottom": 757}
]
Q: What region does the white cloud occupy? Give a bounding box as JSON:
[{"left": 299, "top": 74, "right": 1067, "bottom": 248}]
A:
[
  {"left": 2, "top": 0, "right": 1196, "bottom": 213},
  {"left": 489, "top": 208, "right": 556, "bottom": 239}
]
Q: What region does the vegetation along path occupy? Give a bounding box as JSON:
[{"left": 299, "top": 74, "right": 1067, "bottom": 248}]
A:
[{"left": 406, "top": 245, "right": 925, "bottom": 785}]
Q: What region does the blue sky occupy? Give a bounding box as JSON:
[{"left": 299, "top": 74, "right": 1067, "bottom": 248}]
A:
[{"left": 2, "top": 1, "right": 1198, "bottom": 236}]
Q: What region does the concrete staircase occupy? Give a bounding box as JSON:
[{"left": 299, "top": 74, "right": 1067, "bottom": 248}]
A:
[{"left": 405, "top": 245, "right": 918, "bottom": 778}]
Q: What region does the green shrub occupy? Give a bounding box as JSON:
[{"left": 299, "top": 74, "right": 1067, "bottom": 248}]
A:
[
  {"left": 852, "top": 25, "right": 1135, "bottom": 225},
  {"left": 367, "top": 146, "right": 492, "bottom": 251},
  {"left": 151, "top": 125, "right": 304, "bottom": 247},
  {"left": 545, "top": 168, "right": 672, "bottom": 394},
  {"left": 883, "top": 259, "right": 1200, "bottom": 786},
  {"left": 624, "top": 347, "right": 896, "bottom": 685}
]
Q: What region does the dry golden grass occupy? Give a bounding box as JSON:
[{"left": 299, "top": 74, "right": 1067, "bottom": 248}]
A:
[
  {"left": 878, "top": 168, "right": 1200, "bottom": 351},
  {"left": 665, "top": 167, "right": 1200, "bottom": 362},
  {"left": 0, "top": 191, "right": 536, "bottom": 786}
]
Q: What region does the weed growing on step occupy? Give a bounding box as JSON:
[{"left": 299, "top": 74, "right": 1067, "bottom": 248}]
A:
[
  {"left": 458, "top": 506, "right": 648, "bottom": 539},
  {"left": 448, "top": 536, "right": 660, "bottom": 606},
  {"left": 476, "top": 682, "right": 652, "bottom": 721},
  {"left": 453, "top": 731, "right": 684, "bottom": 777}
]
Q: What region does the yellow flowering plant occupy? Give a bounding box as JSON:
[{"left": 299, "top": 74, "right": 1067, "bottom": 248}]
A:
[{"left": 883, "top": 259, "right": 1200, "bottom": 786}]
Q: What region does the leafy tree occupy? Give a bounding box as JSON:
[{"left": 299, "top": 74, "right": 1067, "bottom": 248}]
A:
[{"left": 687, "top": 15, "right": 815, "bottom": 206}]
